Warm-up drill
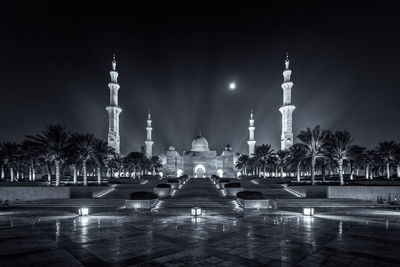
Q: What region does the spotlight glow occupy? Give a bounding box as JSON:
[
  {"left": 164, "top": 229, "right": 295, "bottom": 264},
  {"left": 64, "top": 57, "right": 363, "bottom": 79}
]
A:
[{"left": 229, "top": 82, "right": 236, "bottom": 90}]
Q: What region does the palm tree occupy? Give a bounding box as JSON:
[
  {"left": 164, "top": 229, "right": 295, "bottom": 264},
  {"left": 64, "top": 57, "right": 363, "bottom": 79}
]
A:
[
  {"left": 235, "top": 155, "right": 249, "bottom": 175},
  {"left": 275, "top": 149, "right": 290, "bottom": 178},
  {"left": 125, "top": 152, "right": 146, "bottom": 178},
  {"left": 0, "top": 142, "right": 20, "bottom": 181},
  {"left": 325, "top": 130, "right": 353, "bottom": 185},
  {"left": 20, "top": 140, "right": 42, "bottom": 181},
  {"left": 93, "top": 140, "right": 114, "bottom": 184},
  {"left": 254, "top": 144, "right": 275, "bottom": 177},
  {"left": 69, "top": 133, "right": 97, "bottom": 186},
  {"left": 348, "top": 145, "right": 366, "bottom": 179},
  {"left": 297, "top": 126, "right": 329, "bottom": 185},
  {"left": 26, "top": 124, "right": 70, "bottom": 186},
  {"left": 149, "top": 156, "right": 162, "bottom": 175},
  {"left": 289, "top": 143, "right": 306, "bottom": 182},
  {"left": 362, "top": 149, "right": 377, "bottom": 179},
  {"left": 108, "top": 153, "right": 125, "bottom": 178},
  {"left": 376, "top": 141, "right": 400, "bottom": 179}
]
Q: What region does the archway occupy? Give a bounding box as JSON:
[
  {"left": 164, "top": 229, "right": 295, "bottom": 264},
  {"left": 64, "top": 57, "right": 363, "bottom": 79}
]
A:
[{"left": 194, "top": 164, "right": 206, "bottom": 178}]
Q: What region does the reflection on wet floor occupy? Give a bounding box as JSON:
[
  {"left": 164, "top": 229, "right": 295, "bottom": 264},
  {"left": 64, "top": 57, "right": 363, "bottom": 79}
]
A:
[{"left": 0, "top": 207, "right": 400, "bottom": 266}]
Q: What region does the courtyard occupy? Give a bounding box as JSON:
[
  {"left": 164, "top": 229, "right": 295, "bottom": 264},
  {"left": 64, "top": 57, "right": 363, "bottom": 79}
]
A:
[{"left": 1, "top": 178, "right": 400, "bottom": 266}]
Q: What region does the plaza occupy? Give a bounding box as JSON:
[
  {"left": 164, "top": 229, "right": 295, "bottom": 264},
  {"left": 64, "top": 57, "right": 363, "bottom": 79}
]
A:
[{"left": 1, "top": 177, "right": 400, "bottom": 266}]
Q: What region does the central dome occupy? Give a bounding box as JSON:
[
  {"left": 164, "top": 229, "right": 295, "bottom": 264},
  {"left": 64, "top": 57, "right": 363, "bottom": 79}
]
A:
[{"left": 191, "top": 132, "right": 209, "bottom": 152}]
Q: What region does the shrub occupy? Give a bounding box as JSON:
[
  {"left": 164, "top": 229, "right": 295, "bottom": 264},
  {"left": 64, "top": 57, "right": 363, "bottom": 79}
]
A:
[
  {"left": 219, "top": 178, "right": 230, "bottom": 183},
  {"left": 237, "top": 191, "right": 264, "bottom": 200},
  {"left": 224, "top": 182, "right": 241, "bottom": 188},
  {"left": 167, "top": 179, "right": 179, "bottom": 183},
  {"left": 156, "top": 184, "right": 171, "bottom": 188},
  {"left": 130, "top": 192, "right": 158, "bottom": 200}
]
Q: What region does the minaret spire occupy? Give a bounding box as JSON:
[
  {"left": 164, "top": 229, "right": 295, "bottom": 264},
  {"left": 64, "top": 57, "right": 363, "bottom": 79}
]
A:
[
  {"left": 106, "top": 54, "right": 122, "bottom": 154},
  {"left": 144, "top": 109, "right": 154, "bottom": 158},
  {"left": 247, "top": 110, "right": 256, "bottom": 157},
  {"left": 279, "top": 53, "right": 296, "bottom": 150}
]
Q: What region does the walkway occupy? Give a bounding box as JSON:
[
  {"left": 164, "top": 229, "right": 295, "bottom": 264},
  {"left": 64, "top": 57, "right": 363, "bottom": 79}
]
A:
[{"left": 159, "top": 178, "right": 237, "bottom": 212}]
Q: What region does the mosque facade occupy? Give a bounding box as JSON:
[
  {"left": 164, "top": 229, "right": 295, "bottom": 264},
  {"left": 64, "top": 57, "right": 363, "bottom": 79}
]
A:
[{"left": 105, "top": 54, "right": 295, "bottom": 177}]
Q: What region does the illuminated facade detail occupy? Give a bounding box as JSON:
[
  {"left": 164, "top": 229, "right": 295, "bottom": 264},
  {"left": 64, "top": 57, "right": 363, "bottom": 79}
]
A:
[
  {"left": 279, "top": 53, "right": 296, "bottom": 150},
  {"left": 144, "top": 110, "right": 154, "bottom": 158},
  {"left": 247, "top": 110, "right": 256, "bottom": 157},
  {"left": 162, "top": 133, "right": 235, "bottom": 177},
  {"left": 106, "top": 54, "right": 122, "bottom": 154}
]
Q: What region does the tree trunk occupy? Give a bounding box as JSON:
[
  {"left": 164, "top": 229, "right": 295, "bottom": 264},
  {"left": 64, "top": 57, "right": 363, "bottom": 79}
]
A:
[
  {"left": 47, "top": 165, "right": 51, "bottom": 184},
  {"left": 55, "top": 160, "right": 61, "bottom": 186},
  {"left": 1, "top": 165, "right": 4, "bottom": 179},
  {"left": 29, "top": 165, "right": 32, "bottom": 181},
  {"left": 97, "top": 166, "right": 101, "bottom": 185},
  {"left": 386, "top": 163, "right": 390, "bottom": 179},
  {"left": 83, "top": 161, "right": 88, "bottom": 186},
  {"left": 338, "top": 159, "right": 344, "bottom": 185},
  {"left": 297, "top": 162, "right": 300, "bottom": 182},
  {"left": 322, "top": 165, "right": 326, "bottom": 183},
  {"left": 10, "top": 168, "right": 14, "bottom": 182},
  {"left": 16, "top": 170, "right": 19, "bottom": 180},
  {"left": 280, "top": 166, "right": 284, "bottom": 179},
  {"left": 365, "top": 164, "right": 369, "bottom": 179},
  {"left": 275, "top": 166, "right": 278, "bottom": 178},
  {"left": 397, "top": 165, "right": 400, "bottom": 178},
  {"left": 311, "top": 158, "right": 316, "bottom": 186},
  {"left": 73, "top": 165, "right": 77, "bottom": 184}
]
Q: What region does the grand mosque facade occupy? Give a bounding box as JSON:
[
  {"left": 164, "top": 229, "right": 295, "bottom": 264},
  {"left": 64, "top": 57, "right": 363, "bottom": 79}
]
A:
[{"left": 105, "top": 54, "right": 295, "bottom": 177}]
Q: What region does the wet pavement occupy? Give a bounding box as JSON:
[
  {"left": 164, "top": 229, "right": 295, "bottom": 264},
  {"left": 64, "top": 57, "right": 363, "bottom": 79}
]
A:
[{"left": 1, "top": 178, "right": 400, "bottom": 266}]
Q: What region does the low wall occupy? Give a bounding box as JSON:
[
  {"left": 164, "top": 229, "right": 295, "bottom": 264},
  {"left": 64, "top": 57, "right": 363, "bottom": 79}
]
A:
[
  {"left": 327, "top": 186, "right": 400, "bottom": 203},
  {"left": 125, "top": 199, "right": 158, "bottom": 209},
  {"left": 69, "top": 186, "right": 109, "bottom": 198},
  {"left": 0, "top": 187, "right": 70, "bottom": 202},
  {"left": 153, "top": 188, "right": 171, "bottom": 198},
  {"left": 225, "top": 188, "right": 244, "bottom": 197},
  {"left": 237, "top": 198, "right": 271, "bottom": 209},
  {"left": 288, "top": 186, "right": 328, "bottom": 198}
]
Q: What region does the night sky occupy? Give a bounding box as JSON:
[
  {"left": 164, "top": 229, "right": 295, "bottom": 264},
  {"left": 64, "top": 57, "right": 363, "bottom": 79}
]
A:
[{"left": 1, "top": 2, "right": 400, "bottom": 155}]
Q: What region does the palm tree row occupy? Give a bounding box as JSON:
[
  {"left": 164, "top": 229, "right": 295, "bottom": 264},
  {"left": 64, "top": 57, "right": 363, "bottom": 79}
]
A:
[
  {"left": 0, "top": 124, "right": 162, "bottom": 186},
  {"left": 236, "top": 126, "right": 400, "bottom": 185}
]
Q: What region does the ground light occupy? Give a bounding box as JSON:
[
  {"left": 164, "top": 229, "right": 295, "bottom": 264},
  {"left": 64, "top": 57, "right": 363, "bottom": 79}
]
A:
[
  {"left": 191, "top": 207, "right": 202, "bottom": 216},
  {"left": 303, "top": 208, "right": 314, "bottom": 216},
  {"left": 79, "top": 208, "right": 89, "bottom": 216}
]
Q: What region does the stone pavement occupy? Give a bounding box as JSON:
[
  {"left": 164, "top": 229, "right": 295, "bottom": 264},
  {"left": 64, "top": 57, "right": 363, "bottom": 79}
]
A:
[{"left": 1, "top": 178, "right": 400, "bottom": 266}]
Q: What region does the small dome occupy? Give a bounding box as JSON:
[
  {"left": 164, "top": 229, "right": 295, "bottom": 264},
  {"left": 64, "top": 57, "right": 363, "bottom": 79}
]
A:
[{"left": 191, "top": 132, "right": 209, "bottom": 152}]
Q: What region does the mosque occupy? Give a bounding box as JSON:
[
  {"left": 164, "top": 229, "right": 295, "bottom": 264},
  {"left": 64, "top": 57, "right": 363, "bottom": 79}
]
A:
[{"left": 105, "top": 54, "right": 295, "bottom": 178}]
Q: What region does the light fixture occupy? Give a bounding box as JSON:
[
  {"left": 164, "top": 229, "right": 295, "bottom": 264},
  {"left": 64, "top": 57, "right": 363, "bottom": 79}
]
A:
[
  {"left": 191, "top": 207, "right": 202, "bottom": 216},
  {"left": 79, "top": 208, "right": 89, "bottom": 216},
  {"left": 303, "top": 208, "right": 314, "bottom": 216}
]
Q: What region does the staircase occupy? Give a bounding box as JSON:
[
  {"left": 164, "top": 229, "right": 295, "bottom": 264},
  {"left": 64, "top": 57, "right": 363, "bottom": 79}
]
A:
[{"left": 160, "top": 178, "right": 236, "bottom": 210}]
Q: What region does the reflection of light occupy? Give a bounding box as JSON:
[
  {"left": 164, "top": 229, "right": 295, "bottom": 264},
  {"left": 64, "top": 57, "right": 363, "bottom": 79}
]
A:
[
  {"left": 191, "top": 217, "right": 202, "bottom": 224},
  {"left": 303, "top": 208, "right": 314, "bottom": 216},
  {"left": 191, "top": 207, "right": 202, "bottom": 216},
  {"left": 79, "top": 208, "right": 89, "bottom": 216}
]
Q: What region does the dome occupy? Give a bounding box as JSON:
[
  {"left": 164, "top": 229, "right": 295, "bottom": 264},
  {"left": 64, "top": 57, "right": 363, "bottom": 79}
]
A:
[{"left": 191, "top": 133, "right": 209, "bottom": 152}]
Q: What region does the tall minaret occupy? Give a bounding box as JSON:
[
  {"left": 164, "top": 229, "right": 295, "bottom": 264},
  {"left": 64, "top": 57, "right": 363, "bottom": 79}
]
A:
[
  {"left": 247, "top": 110, "right": 256, "bottom": 157},
  {"left": 279, "top": 53, "right": 296, "bottom": 150},
  {"left": 144, "top": 110, "right": 154, "bottom": 158},
  {"left": 106, "top": 54, "right": 122, "bottom": 154}
]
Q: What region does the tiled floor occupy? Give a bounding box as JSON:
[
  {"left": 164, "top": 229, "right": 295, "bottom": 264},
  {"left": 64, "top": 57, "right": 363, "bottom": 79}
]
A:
[
  {"left": 1, "top": 207, "right": 400, "bottom": 266},
  {"left": 1, "top": 178, "right": 400, "bottom": 266}
]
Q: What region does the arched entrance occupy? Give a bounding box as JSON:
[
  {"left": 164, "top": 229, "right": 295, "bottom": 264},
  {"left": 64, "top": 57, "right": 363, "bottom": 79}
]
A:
[{"left": 194, "top": 164, "right": 206, "bottom": 178}]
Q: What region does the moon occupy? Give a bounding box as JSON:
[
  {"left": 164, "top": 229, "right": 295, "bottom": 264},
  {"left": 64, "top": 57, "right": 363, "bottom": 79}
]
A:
[{"left": 229, "top": 82, "right": 236, "bottom": 90}]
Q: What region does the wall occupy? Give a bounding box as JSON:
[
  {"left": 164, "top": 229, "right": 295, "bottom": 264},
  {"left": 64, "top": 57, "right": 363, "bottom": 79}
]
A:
[
  {"left": 0, "top": 187, "right": 70, "bottom": 202},
  {"left": 327, "top": 186, "right": 400, "bottom": 202}
]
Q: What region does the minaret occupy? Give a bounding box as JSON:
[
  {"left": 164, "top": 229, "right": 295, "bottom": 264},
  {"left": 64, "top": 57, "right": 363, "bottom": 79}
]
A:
[
  {"left": 247, "top": 110, "right": 256, "bottom": 157},
  {"left": 106, "top": 54, "right": 122, "bottom": 154},
  {"left": 144, "top": 110, "right": 154, "bottom": 158},
  {"left": 279, "top": 53, "right": 296, "bottom": 150}
]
